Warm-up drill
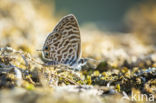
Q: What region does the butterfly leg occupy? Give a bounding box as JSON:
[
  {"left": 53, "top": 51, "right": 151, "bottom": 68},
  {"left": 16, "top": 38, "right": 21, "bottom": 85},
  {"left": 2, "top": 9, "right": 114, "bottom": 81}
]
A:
[
  {"left": 71, "top": 58, "right": 88, "bottom": 71},
  {"left": 78, "top": 58, "right": 88, "bottom": 66}
]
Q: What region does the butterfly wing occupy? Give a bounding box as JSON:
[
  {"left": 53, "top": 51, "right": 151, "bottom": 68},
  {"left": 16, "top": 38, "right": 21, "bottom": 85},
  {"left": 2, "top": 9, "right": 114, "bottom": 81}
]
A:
[{"left": 42, "top": 14, "right": 81, "bottom": 66}]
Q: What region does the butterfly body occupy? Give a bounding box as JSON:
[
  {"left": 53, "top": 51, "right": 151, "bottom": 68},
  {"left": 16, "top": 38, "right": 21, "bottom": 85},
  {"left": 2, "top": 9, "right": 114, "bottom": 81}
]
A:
[{"left": 42, "top": 14, "right": 87, "bottom": 70}]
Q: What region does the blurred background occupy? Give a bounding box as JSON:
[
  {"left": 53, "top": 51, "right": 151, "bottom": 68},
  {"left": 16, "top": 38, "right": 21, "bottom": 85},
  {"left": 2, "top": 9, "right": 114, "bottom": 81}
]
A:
[
  {"left": 55, "top": 0, "right": 146, "bottom": 32},
  {"left": 0, "top": 0, "right": 156, "bottom": 62}
]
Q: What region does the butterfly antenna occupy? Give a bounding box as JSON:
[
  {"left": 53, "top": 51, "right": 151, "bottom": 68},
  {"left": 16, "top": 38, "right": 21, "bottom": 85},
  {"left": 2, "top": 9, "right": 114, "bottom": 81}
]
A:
[{"left": 36, "top": 49, "right": 43, "bottom": 51}]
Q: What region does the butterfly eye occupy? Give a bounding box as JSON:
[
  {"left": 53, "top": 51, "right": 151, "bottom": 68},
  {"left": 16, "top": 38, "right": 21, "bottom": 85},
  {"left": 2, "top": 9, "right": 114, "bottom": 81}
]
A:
[{"left": 44, "top": 46, "right": 49, "bottom": 50}]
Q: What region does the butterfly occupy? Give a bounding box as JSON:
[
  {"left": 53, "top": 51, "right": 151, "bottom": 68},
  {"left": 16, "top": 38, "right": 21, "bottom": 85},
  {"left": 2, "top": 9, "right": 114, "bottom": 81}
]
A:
[{"left": 42, "top": 14, "right": 88, "bottom": 70}]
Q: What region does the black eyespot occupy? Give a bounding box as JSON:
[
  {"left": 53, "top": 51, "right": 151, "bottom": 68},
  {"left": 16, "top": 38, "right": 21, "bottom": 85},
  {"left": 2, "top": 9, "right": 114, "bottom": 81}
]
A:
[
  {"left": 44, "top": 46, "right": 48, "bottom": 50},
  {"left": 45, "top": 52, "right": 49, "bottom": 57}
]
